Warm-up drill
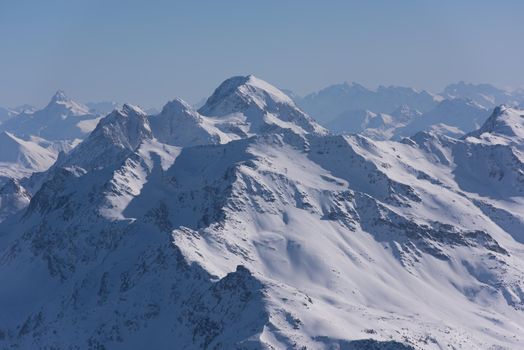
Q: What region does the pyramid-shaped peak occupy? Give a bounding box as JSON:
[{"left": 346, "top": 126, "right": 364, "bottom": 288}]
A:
[
  {"left": 51, "top": 90, "right": 69, "bottom": 102},
  {"left": 44, "top": 89, "right": 90, "bottom": 116}
]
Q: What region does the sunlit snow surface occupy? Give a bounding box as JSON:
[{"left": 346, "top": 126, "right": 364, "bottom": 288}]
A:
[{"left": 1, "top": 77, "right": 524, "bottom": 349}]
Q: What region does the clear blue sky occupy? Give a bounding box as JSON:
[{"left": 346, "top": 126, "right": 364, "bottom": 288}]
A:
[{"left": 1, "top": 0, "right": 523, "bottom": 108}]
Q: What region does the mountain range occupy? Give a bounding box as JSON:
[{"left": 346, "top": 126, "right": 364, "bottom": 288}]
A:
[
  {"left": 3, "top": 81, "right": 522, "bottom": 145},
  {"left": 0, "top": 76, "right": 523, "bottom": 349},
  {"left": 292, "top": 81, "right": 524, "bottom": 139}
]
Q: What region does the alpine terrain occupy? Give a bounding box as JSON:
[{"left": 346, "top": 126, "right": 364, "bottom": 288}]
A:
[
  {"left": 294, "top": 81, "right": 524, "bottom": 140},
  {"left": 1, "top": 75, "right": 524, "bottom": 349}
]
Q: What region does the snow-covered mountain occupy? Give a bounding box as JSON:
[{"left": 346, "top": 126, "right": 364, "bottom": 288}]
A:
[
  {"left": 150, "top": 98, "right": 228, "bottom": 147},
  {"left": 395, "top": 98, "right": 491, "bottom": 139},
  {"left": 0, "top": 131, "right": 57, "bottom": 186},
  {"left": 296, "top": 82, "right": 439, "bottom": 124},
  {"left": 1, "top": 76, "right": 524, "bottom": 349},
  {"left": 0, "top": 90, "right": 101, "bottom": 141},
  {"left": 199, "top": 75, "right": 328, "bottom": 137},
  {"left": 442, "top": 82, "right": 523, "bottom": 109},
  {"left": 326, "top": 98, "right": 492, "bottom": 140},
  {"left": 291, "top": 81, "right": 524, "bottom": 141},
  {"left": 0, "top": 179, "right": 31, "bottom": 222}
]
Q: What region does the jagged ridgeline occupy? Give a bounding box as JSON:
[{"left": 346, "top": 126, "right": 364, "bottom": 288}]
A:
[{"left": 1, "top": 76, "right": 524, "bottom": 349}]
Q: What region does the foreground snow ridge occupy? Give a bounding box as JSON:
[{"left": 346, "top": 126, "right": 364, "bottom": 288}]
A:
[{"left": 1, "top": 76, "right": 524, "bottom": 349}]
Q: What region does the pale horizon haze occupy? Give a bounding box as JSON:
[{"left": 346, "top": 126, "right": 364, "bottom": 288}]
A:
[{"left": 1, "top": 0, "right": 523, "bottom": 109}]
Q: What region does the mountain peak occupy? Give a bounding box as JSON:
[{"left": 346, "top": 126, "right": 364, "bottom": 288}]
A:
[
  {"left": 101, "top": 103, "right": 151, "bottom": 143},
  {"left": 51, "top": 89, "right": 68, "bottom": 103},
  {"left": 160, "top": 98, "right": 195, "bottom": 116},
  {"left": 89, "top": 103, "right": 151, "bottom": 150},
  {"left": 44, "top": 89, "right": 90, "bottom": 116},
  {"left": 198, "top": 75, "right": 327, "bottom": 137},
  {"left": 199, "top": 75, "right": 295, "bottom": 116},
  {"left": 242, "top": 75, "right": 295, "bottom": 104},
  {"left": 119, "top": 103, "right": 146, "bottom": 117},
  {"left": 59, "top": 103, "right": 152, "bottom": 170},
  {"left": 150, "top": 98, "right": 226, "bottom": 147},
  {"left": 469, "top": 105, "right": 524, "bottom": 140}
]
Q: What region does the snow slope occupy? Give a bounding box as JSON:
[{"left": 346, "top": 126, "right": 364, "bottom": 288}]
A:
[
  {"left": 199, "top": 75, "right": 328, "bottom": 137},
  {"left": 150, "top": 98, "right": 230, "bottom": 146},
  {"left": 468, "top": 105, "right": 524, "bottom": 142},
  {"left": 0, "top": 131, "right": 57, "bottom": 186},
  {"left": 0, "top": 77, "right": 524, "bottom": 349}
]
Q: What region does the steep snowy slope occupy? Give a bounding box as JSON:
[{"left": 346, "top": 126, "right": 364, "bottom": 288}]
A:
[
  {"left": 1, "top": 78, "right": 524, "bottom": 349},
  {"left": 150, "top": 98, "right": 230, "bottom": 146},
  {"left": 59, "top": 104, "right": 153, "bottom": 170},
  {"left": 0, "top": 104, "right": 151, "bottom": 222},
  {"left": 171, "top": 131, "right": 524, "bottom": 349},
  {"left": 468, "top": 105, "right": 524, "bottom": 142},
  {"left": 0, "top": 90, "right": 101, "bottom": 140},
  {"left": 401, "top": 106, "right": 524, "bottom": 250},
  {"left": 0, "top": 131, "right": 57, "bottom": 186},
  {"left": 453, "top": 106, "right": 524, "bottom": 198},
  {"left": 199, "top": 75, "right": 328, "bottom": 137}
]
